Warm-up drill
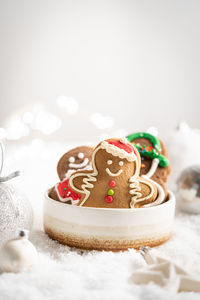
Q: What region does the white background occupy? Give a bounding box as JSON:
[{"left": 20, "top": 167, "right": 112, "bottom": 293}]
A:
[
  {"left": 0, "top": 3, "right": 200, "bottom": 299},
  {"left": 0, "top": 0, "right": 200, "bottom": 139}
]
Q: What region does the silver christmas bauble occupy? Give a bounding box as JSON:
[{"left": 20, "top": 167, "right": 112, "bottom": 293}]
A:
[
  {"left": 177, "top": 165, "right": 200, "bottom": 214},
  {"left": 0, "top": 183, "right": 33, "bottom": 244}
]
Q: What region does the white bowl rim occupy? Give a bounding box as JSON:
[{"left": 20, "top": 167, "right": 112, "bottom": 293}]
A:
[{"left": 45, "top": 189, "right": 175, "bottom": 212}]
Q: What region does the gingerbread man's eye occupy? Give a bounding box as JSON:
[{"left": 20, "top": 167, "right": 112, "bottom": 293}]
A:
[
  {"left": 69, "top": 157, "right": 75, "bottom": 163},
  {"left": 107, "top": 160, "right": 112, "bottom": 165},
  {"left": 78, "top": 152, "right": 84, "bottom": 159},
  {"left": 119, "top": 161, "right": 124, "bottom": 166}
]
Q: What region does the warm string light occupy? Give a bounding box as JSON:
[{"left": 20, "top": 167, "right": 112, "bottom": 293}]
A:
[
  {"left": 1, "top": 104, "right": 62, "bottom": 140},
  {"left": 90, "top": 113, "right": 114, "bottom": 130},
  {"left": 56, "top": 96, "right": 79, "bottom": 115},
  {"left": 0, "top": 96, "right": 128, "bottom": 142}
]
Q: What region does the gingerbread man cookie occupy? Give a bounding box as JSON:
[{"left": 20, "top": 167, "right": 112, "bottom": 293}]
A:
[
  {"left": 126, "top": 132, "right": 170, "bottom": 202},
  {"left": 49, "top": 145, "right": 93, "bottom": 205},
  {"left": 57, "top": 146, "right": 93, "bottom": 180},
  {"left": 69, "top": 138, "right": 158, "bottom": 208}
]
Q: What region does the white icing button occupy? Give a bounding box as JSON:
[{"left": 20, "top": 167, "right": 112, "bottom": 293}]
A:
[
  {"left": 107, "top": 160, "right": 112, "bottom": 165},
  {"left": 119, "top": 161, "right": 124, "bottom": 166},
  {"left": 78, "top": 152, "right": 84, "bottom": 159},
  {"left": 69, "top": 156, "right": 75, "bottom": 163}
]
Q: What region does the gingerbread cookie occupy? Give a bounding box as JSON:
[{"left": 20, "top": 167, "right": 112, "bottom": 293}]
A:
[
  {"left": 126, "top": 132, "right": 170, "bottom": 201},
  {"left": 69, "top": 138, "right": 158, "bottom": 208},
  {"left": 49, "top": 178, "right": 81, "bottom": 205},
  {"left": 57, "top": 146, "right": 93, "bottom": 180}
]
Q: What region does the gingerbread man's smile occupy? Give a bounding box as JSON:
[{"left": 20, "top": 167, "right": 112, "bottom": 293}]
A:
[
  {"left": 68, "top": 152, "right": 89, "bottom": 169},
  {"left": 105, "top": 159, "right": 124, "bottom": 177},
  {"left": 106, "top": 168, "right": 122, "bottom": 177}
]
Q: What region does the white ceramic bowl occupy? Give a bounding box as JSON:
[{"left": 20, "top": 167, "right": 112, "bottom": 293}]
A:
[{"left": 44, "top": 190, "right": 175, "bottom": 251}]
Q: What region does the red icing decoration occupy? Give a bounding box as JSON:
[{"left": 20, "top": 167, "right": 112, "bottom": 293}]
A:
[
  {"left": 109, "top": 180, "right": 116, "bottom": 187},
  {"left": 107, "top": 139, "right": 136, "bottom": 155},
  {"left": 57, "top": 179, "right": 81, "bottom": 202},
  {"left": 105, "top": 195, "right": 113, "bottom": 203}
]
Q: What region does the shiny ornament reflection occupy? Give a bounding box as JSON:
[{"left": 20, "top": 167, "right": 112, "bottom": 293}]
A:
[
  {"left": 0, "top": 142, "right": 33, "bottom": 244},
  {"left": 0, "top": 183, "right": 33, "bottom": 244},
  {"left": 177, "top": 165, "right": 200, "bottom": 214}
]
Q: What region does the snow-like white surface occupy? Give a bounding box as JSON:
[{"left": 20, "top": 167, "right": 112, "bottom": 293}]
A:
[
  {"left": 0, "top": 213, "right": 200, "bottom": 300},
  {"left": 1, "top": 125, "right": 200, "bottom": 300}
]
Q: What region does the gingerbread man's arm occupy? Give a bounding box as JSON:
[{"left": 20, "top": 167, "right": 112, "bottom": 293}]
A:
[
  {"left": 129, "top": 176, "right": 157, "bottom": 208},
  {"left": 69, "top": 170, "right": 93, "bottom": 195}
]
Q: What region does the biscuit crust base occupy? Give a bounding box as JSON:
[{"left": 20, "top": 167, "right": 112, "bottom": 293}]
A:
[{"left": 44, "top": 225, "right": 171, "bottom": 251}]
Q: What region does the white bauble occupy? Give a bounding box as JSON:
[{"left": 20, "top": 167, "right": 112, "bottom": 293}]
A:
[
  {"left": 0, "top": 183, "right": 33, "bottom": 244},
  {"left": 0, "top": 231, "right": 38, "bottom": 273}
]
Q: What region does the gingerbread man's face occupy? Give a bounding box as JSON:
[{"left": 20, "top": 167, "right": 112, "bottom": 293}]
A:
[
  {"left": 94, "top": 149, "right": 138, "bottom": 179},
  {"left": 57, "top": 146, "right": 93, "bottom": 180}
]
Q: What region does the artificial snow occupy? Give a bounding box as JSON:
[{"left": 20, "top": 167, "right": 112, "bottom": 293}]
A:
[{"left": 1, "top": 124, "right": 200, "bottom": 300}]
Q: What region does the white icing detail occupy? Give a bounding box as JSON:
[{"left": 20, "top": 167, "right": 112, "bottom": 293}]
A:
[
  {"left": 129, "top": 176, "right": 155, "bottom": 208},
  {"left": 107, "top": 160, "right": 112, "bottom": 165},
  {"left": 63, "top": 197, "right": 79, "bottom": 205},
  {"left": 71, "top": 199, "right": 80, "bottom": 205},
  {"left": 119, "top": 161, "right": 124, "bottom": 166},
  {"left": 142, "top": 175, "right": 165, "bottom": 207},
  {"left": 129, "top": 185, "right": 141, "bottom": 195},
  {"left": 69, "top": 146, "right": 100, "bottom": 206},
  {"left": 101, "top": 141, "right": 136, "bottom": 162},
  {"left": 145, "top": 158, "right": 159, "bottom": 178},
  {"left": 69, "top": 158, "right": 89, "bottom": 169},
  {"left": 65, "top": 169, "right": 76, "bottom": 178},
  {"left": 69, "top": 156, "right": 75, "bottom": 163},
  {"left": 129, "top": 177, "right": 142, "bottom": 207},
  {"left": 119, "top": 137, "right": 128, "bottom": 144},
  {"left": 78, "top": 152, "right": 84, "bottom": 159},
  {"left": 64, "top": 164, "right": 92, "bottom": 179},
  {"left": 106, "top": 168, "right": 122, "bottom": 177}
]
